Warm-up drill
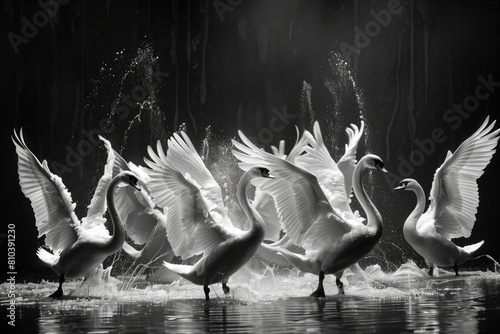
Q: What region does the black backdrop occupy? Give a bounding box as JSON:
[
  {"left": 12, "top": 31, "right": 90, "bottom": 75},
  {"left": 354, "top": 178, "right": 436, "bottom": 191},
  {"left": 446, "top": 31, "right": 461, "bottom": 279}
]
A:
[{"left": 2, "top": 0, "right": 499, "bottom": 281}]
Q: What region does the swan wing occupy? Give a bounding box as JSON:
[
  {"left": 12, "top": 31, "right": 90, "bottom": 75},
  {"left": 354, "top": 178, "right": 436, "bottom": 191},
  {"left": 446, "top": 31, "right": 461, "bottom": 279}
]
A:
[
  {"left": 98, "top": 136, "right": 163, "bottom": 245},
  {"left": 85, "top": 136, "right": 116, "bottom": 220},
  {"left": 233, "top": 130, "right": 353, "bottom": 251},
  {"left": 426, "top": 116, "right": 499, "bottom": 239},
  {"left": 294, "top": 121, "right": 361, "bottom": 223},
  {"left": 165, "top": 132, "right": 233, "bottom": 231},
  {"left": 145, "top": 142, "right": 225, "bottom": 260},
  {"left": 12, "top": 129, "right": 79, "bottom": 254},
  {"left": 115, "top": 185, "right": 163, "bottom": 245},
  {"left": 269, "top": 126, "right": 313, "bottom": 163},
  {"left": 252, "top": 128, "right": 312, "bottom": 241},
  {"left": 252, "top": 188, "right": 281, "bottom": 241},
  {"left": 337, "top": 121, "right": 365, "bottom": 198}
]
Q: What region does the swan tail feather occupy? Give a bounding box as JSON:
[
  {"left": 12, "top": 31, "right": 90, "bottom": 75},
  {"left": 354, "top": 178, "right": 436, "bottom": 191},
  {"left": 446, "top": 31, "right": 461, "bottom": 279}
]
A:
[
  {"left": 276, "top": 247, "right": 316, "bottom": 273},
  {"left": 36, "top": 247, "right": 60, "bottom": 272},
  {"left": 163, "top": 261, "right": 195, "bottom": 275},
  {"left": 122, "top": 241, "right": 142, "bottom": 259},
  {"left": 257, "top": 243, "right": 291, "bottom": 267},
  {"left": 463, "top": 240, "right": 484, "bottom": 256}
]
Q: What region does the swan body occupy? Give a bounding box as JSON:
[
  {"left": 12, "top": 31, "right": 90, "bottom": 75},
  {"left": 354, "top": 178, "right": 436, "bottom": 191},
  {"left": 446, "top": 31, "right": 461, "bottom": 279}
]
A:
[
  {"left": 144, "top": 131, "right": 273, "bottom": 300},
  {"left": 13, "top": 129, "right": 139, "bottom": 297},
  {"left": 98, "top": 136, "right": 174, "bottom": 274},
  {"left": 232, "top": 121, "right": 386, "bottom": 297},
  {"left": 395, "top": 116, "right": 499, "bottom": 275}
]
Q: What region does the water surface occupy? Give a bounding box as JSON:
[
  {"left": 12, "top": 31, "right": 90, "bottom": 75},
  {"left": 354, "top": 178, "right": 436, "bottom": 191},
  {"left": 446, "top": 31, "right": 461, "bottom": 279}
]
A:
[{"left": 2, "top": 263, "right": 500, "bottom": 333}]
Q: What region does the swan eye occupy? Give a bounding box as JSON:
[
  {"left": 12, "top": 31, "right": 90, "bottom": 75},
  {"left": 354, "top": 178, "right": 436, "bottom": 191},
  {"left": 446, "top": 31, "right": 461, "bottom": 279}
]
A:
[
  {"left": 259, "top": 167, "right": 271, "bottom": 178},
  {"left": 374, "top": 159, "right": 385, "bottom": 169},
  {"left": 129, "top": 175, "right": 139, "bottom": 187}
]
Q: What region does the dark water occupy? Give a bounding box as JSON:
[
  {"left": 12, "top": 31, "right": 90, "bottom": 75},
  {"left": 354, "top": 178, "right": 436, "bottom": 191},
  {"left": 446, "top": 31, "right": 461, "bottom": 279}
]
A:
[{"left": 2, "top": 264, "right": 500, "bottom": 333}]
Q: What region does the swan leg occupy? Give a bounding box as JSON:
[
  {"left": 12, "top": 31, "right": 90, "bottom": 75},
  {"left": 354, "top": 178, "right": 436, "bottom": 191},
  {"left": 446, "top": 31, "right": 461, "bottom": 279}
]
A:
[
  {"left": 222, "top": 283, "right": 230, "bottom": 294},
  {"left": 49, "top": 274, "right": 65, "bottom": 298},
  {"left": 336, "top": 278, "right": 345, "bottom": 295},
  {"left": 453, "top": 263, "right": 459, "bottom": 276},
  {"left": 427, "top": 266, "right": 434, "bottom": 276},
  {"left": 204, "top": 285, "right": 210, "bottom": 300},
  {"left": 310, "top": 271, "right": 326, "bottom": 298}
]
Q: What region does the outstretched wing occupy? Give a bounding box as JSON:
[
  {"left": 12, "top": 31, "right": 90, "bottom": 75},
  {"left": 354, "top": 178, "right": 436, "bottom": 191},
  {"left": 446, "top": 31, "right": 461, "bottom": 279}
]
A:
[
  {"left": 85, "top": 136, "right": 116, "bottom": 219},
  {"left": 252, "top": 127, "right": 312, "bottom": 241},
  {"left": 425, "top": 116, "right": 499, "bottom": 239},
  {"left": 294, "top": 121, "right": 362, "bottom": 223},
  {"left": 233, "top": 130, "right": 354, "bottom": 252},
  {"left": 145, "top": 141, "right": 227, "bottom": 260},
  {"left": 337, "top": 121, "right": 365, "bottom": 198},
  {"left": 166, "top": 132, "right": 236, "bottom": 233},
  {"left": 12, "top": 129, "right": 79, "bottom": 254}
]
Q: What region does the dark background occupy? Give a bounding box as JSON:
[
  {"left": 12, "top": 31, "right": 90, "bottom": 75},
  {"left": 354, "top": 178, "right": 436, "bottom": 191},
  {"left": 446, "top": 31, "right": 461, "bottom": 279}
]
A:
[{"left": 2, "top": 0, "right": 499, "bottom": 282}]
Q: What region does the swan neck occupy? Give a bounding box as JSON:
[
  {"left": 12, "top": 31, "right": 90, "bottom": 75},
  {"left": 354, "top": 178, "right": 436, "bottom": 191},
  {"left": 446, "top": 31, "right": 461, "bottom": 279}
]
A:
[
  {"left": 101, "top": 175, "right": 126, "bottom": 253},
  {"left": 409, "top": 184, "right": 426, "bottom": 223},
  {"left": 352, "top": 163, "right": 383, "bottom": 234},
  {"left": 237, "top": 172, "right": 265, "bottom": 237}
]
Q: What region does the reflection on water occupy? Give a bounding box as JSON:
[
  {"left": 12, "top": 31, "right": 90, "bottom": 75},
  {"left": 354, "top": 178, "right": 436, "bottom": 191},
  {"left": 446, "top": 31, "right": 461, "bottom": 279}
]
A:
[{"left": 2, "top": 263, "right": 500, "bottom": 333}]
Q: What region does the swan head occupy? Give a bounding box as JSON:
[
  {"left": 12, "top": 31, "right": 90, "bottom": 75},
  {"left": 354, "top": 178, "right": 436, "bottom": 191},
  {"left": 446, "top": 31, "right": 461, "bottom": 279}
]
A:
[
  {"left": 117, "top": 171, "right": 141, "bottom": 191},
  {"left": 394, "top": 178, "right": 419, "bottom": 191},
  {"left": 246, "top": 167, "right": 275, "bottom": 188},
  {"left": 247, "top": 167, "right": 275, "bottom": 179},
  {"left": 360, "top": 154, "right": 388, "bottom": 173}
]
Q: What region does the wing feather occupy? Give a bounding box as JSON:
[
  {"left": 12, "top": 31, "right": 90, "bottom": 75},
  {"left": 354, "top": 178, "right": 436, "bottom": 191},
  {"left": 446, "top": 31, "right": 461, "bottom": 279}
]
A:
[
  {"left": 98, "top": 136, "right": 163, "bottom": 245},
  {"left": 337, "top": 121, "right": 365, "bottom": 198},
  {"left": 294, "top": 121, "right": 362, "bottom": 223},
  {"left": 232, "top": 130, "right": 352, "bottom": 251},
  {"left": 12, "top": 129, "right": 79, "bottom": 254},
  {"left": 144, "top": 142, "right": 225, "bottom": 260},
  {"left": 426, "top": 116, "right": 499, "bottom": 239},
  {"left": 85, "top": 136, "right": 116, "bottom": 219},
  {"left": 166, "top": 132, "right": 233, "bottom": 232}
]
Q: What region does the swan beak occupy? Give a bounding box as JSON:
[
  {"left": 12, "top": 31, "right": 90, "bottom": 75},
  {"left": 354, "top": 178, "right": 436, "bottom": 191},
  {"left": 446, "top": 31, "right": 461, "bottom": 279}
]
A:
[
  {"left": 377, "top": 166, "right": 388, "bottom": 174},
  {"left": 394, "top": 184, "right": 405, "bottom": 190},
  {"left": 267, "top": 173, "right": 276, "bottom": 179},
  {"left": 130, "top": 179, "right": 141, "bottom": 191}
]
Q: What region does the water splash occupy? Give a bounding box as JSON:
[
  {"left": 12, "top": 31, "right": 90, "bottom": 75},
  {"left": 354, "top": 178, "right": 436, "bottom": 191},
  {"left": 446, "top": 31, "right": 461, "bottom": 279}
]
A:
[
  {"left": 299, "top": 80, "right": 314, "bottom": 130},
  {"left": 6, "top": 261, "right": 499, "bottom": 307}
]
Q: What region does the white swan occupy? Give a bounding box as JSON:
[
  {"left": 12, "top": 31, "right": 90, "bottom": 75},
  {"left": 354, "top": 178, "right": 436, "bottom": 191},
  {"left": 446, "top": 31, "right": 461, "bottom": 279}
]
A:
[
  {"left": 232, "top": 121, "right": 386, "bottom": 297},
  {"left": 13, "top": 129, "right": 139, "bottom": 297},
  {"left": 98, "top": 136, "right": 174, "bottom": 276},
  {"left": 254, "top": 121, "right": 365, "bottom": 266},
  {"left": 144, "top": 131, "right": 274, "bottom": 300},
  {"left": 395, "top": 116, "right": 499, "bottom": 275}
]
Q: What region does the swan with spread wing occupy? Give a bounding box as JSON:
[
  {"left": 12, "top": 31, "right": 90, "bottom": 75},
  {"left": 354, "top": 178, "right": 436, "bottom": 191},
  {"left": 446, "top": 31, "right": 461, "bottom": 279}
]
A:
[
  {"left": 232, "top": 121, "right": 387, "bottom": 297},
  {"left": 395, "top": 116, "right": 499, "bottom": 275},
  {"left": 255, "top": 121, "right": 366, "bottom": 264},
  {"left": 13, "top": 130, "right": 139, "bottom": 297},
  {"left": 144, "top": 131, "right": 274, "bottom": 300}
]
